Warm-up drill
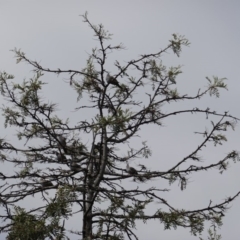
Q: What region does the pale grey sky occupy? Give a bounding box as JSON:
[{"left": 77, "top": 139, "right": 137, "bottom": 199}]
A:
[{"left": 0, "top": 1, "right": 240, "bottom": 240}]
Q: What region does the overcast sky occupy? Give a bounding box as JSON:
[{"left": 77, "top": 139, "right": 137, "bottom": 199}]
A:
[{"left": 1, "top": 1, "right": 240, "bottom": 240}]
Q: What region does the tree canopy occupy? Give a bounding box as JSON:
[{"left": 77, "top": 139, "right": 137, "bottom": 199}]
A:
[{"left": 0, "top": 13, "right": 239, "bottom": 240}]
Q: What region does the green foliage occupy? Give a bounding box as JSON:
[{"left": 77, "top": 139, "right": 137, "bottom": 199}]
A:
[
  {"left": 206, "top": 76, "right": 228, "bottom": 98},
  {"left": 7, "top": 207, "right": 48, "bottom": 240},
  {"left": 199, "top": 225, "right": 222, "bottom": 240}
]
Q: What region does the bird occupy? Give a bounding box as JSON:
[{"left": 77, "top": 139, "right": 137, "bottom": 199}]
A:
[
  {"left": 126, "top": 163, "right": 138, "bottom": 175},
  {"left": 94, "top": 142, "right": 111, "bottom": 156},
  {"left": 69, "top": 161, "right": 82, "bottom": 172},
  {"left": 94, "top": 83, "right": 102, "bottom": 93},
  {"left": 40, "top": 177, "right": 53, "bottom": 188},
  {"left": 57, "top": 135, "right": 68, "bottom": 154},
  {"left": 93, "top": 143, "right": 101, "bottom": 154},
  {"left": 93, "top": 158, "right": 101, "bottom": 172},
  {"left": 58, "top": 135, "right": 67, "bottom": 148},
  {"left": 55, "top": 151, "right": 66, "bottom": 163},
  {"left": 106, "top": 73, "right": 122, "bottom": 88}
]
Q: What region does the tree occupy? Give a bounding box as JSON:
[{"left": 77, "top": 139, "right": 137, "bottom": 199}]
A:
[{"left": 0, "top": 12, "right": 239, "bottom": 239}]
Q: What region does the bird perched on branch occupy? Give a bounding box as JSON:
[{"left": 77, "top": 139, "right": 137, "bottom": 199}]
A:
[
  {"left": 57, "top": 135, "right": 68, "bottom": 154},
  {"left": 94, "top": 142, "right": 111, "bottom": 156},
  {"left": 58, "top": 135, "right": 66, "bottom": 147},
  {"left": 93, "top": 158, "right": 100, "bottom": 173},
  {"left": 106, "top": 73, "right": 122, "bottom": 88},
  {"left": 55, "top": 151, "right": 66, "bottom": 163},
  {"left": 70, "top": 161, "right": 82, "bottom": 172},
  {"left": 126, "top": 163, "right": 138, "bottom": 175},
  {"left": 40, "top": 176, "right": 53, "bottom": 188}
]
